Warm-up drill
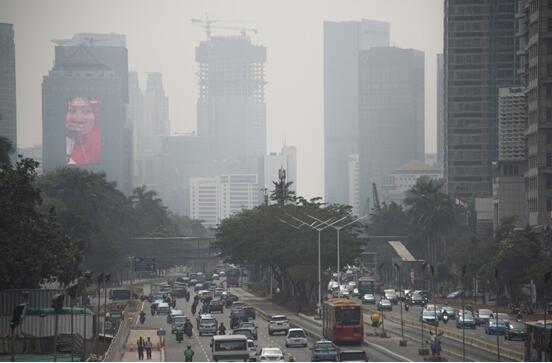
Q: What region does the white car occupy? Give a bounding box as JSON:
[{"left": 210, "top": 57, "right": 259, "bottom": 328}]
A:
[
  {"left": 247, "top": 339, "right": 257, "bottom": 362},
  {"left": 259, "top": 347, "right": 284, "bottom": 362},
  {"left": 198, "top": 314, "right": 218, "bottom": 335},
  {"left": 285, "top": 328, "right": 308, "bottom": 348},
  {"left": 268, "top": 315, "right": 290, "bottom": 335}
]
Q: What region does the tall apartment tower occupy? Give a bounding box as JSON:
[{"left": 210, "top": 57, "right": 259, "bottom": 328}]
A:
[
  {"left": 493, "top": 87, "right": 527, "bottom": 229},
  {"left": 128, "top": 71, "right": 144, "bottom": 184},
  {"left": 358, "top": 47, "right": 425, "bottom": 212},
  {"left": 524, "top": 0, "right": 552, "bottom": 225},
  {"left": 444, "top": 0, "right": 517, "bottom": 199},
  {"left": 196, "top": 35, "right": 266, "bottom": 174},
  {"left": 324, "top": 19, "right": 390, "bottom": 205},
  {"left": 42, "top": 33, "right": 133, "bottom": 194},
  {"left": 144, "top": 72, "right": 169, "bottom": 139},
  {"left": 437, "top": 54, "right": 445, "bottom": 171},
  {"left": 0, "top": 23, "right": 17, "bottom": 158}
]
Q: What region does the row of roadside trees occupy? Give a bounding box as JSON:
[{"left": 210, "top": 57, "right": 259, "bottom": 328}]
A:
[{"left": 0, "top": 137, "right": 205, "bottom": 289}]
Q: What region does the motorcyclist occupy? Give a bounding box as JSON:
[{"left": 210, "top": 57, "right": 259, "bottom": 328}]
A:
[
  {"left": 184, "top": 346, "right": 194, "bottom": 362},
  {"left": 442, "top": 311, "right": 449, "bottom": 324},
  {"left": 150, "top": 304, "right": 156, "bottom": 316},
  {"left": 175, "top": 325, "right": 184, "bottom": 343},
  {"left": 404, "top": 302, "right": 410, "bottom": 312},
  {"left": 139, "top": 310, "right": 146, "bottom": 324},
  {"left": 218, "top": 322, "right": 226, "bottom": 335},
  {"left": 184, "top": 319, "right": 193, "bottom": 338},
  {"left": 191, "top": 301, "right": 197, "bottom": 316}
]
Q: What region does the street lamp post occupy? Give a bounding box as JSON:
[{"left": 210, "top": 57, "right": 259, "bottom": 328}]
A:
[
  {"left": 494, "top": 268, "right": 500, "bottom": 362},
  {"left": 394, "top": 263, "right": 407, "bottom": 346},
  {"left": 461, "top": 266, "right": 466, "bottom": 362},
  {"left": 287, "top": 214, "right": 347, "bottom": 316},
  {"left": 96, "top": 273, "right": 104, "bottom": 339},
  {"left": 377, "top": 262, "right": 387, "bottom": 338},
  {"left": 103, "top": 273, "right": 111, "bottom": 337},
  {"left": 543, "top": 270, "right": 551, "bottom": 362}
]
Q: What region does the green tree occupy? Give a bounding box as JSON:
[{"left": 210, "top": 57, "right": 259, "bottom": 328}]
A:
[
  {"left": 37, "top": 168, "right": 133, "bottom": 273},
  {"left": 130, "top": 185, "right": 173, "bottom": 236},
  {"left": 404, "top": 177, "right": 455, "bottom": 263},
  {"left": 0, "top": 158, "right": 83, "bottom": 288}
]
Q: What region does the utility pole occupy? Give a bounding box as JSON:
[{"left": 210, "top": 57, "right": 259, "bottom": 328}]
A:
[
  {"left": 461, "top": 265, "right": 466, "bottom": 362},
  {"left": 394, "top": 263, "right": 407, "bottom": 346}
]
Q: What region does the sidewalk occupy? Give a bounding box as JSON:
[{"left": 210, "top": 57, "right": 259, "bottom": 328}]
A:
[{"left": 122, "top": 329, "right": 165, "bottom": 362}]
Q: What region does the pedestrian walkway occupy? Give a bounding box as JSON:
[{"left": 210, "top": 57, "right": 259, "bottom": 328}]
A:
[{"left": 122, "top": 329, "right": 164, "bottom": 362}]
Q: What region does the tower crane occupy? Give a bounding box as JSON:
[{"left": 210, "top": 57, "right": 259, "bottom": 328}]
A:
[{"left": 191, "top": 15, "right": 253, "bottom": 39}]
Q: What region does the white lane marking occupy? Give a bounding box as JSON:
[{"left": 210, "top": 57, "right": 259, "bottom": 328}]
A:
[
  {"left": 194, "top": 333, "right": 210, "bottom": 362},
  {"left": 135, "top": 301, "right": 146, "bottom": 324}
]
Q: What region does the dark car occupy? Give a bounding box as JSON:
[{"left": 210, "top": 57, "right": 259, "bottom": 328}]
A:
[
  {"left": 447, "top": 290, "right": 463, "bottom": 299},
  {"left": 505, "top": 321, "right": 526, "bottom": 341},
  {"left": 410, "top": 293, "right": 426, "bottom": 306},
  {"left": 338, "top": 350, "right": 368, "bottom": 362},
  {"left": 209, "top": 299, "right": 224, "bottom": 314},
  {"left": 243, "top": 306, "right": 256, "bottom": 320}
]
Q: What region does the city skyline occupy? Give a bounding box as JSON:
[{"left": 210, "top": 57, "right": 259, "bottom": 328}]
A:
[{"left": 1, "top": 0, "right": 444, "bottom": 200}]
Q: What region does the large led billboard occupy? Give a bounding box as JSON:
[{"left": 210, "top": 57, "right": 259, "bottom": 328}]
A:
[{"left": 65, "top": 96, "right": 101, "bottom": 164}]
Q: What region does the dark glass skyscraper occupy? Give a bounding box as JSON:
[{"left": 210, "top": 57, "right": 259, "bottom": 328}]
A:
[
  {"left": 324, "top": 19, "right": 389, "bottom": 205},
  {"left": 0, "top": 23, "right": 17, "bottom": 158},
  {"left": 444, "top": 0, "right": 517, "bottom": 198}
]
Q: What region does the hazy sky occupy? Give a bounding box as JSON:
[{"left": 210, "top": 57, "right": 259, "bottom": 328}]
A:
[{"left": 1, "top": 0, "right": 443, "bottom": 199}]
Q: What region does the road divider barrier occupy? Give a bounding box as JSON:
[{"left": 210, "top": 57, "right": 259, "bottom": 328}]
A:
[{"left": 362, "top": 306, "right": 523, "bottom": 361}]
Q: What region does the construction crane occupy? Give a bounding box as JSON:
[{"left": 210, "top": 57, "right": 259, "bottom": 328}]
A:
[
  {"left": 372, "top": 182, "right": 381, "bottom": 211},
  {"left": 210, "top": 25, "right": 258, "bottom": 38},
  {"left": 191, "top": 15, "right": 253, "bottom": 39}
]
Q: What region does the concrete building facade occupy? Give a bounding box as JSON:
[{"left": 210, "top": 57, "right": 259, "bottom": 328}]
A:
[
  {"left": 524, "top": 0, "right": 552, "bottom": 225},
  {"left": 348, "top": 154, "right": 360, "bottom": 216},
  {"left": 324, "top": 19, "right": 389, "bottom": 205},
  {"left": 196, "top": 35, "right": 266, "bottom": 174},
  {"left": 444, "top": 0, "right": 517, "bottom": 199},
  {"left": 42, "top": 33, "right": 133, "bottom": 194},
  {"left": 382, "top": 160, "right": 442, "bottom": 206},
  {"left": 493, "top": 87, "right": 528, "bottom": 229},
  {"left": 437, "top": 53, "right": 444, "bottom": 171},
  {"left": 358, "top": 46, "right": 425, "bottom": 212},
  {"left": 0, "top": 23, "right": 17, "bottom": 159},
  {"left": 190, "top": 174, "right": 258, "bottom": 228}
]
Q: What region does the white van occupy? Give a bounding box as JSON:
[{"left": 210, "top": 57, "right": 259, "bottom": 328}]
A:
[{"left": 211, "top": 335, "right": 249, "bottom": 362}]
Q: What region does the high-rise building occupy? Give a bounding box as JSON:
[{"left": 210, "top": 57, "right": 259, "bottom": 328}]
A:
[
  {"left": 190, "top": 174, "right": 258, "bottom": 228},
  {"left": 523, "top": 0, "right": 552, "bottom": 225},
  {"left": 0, "top": 23, "right": 17, "bottom": 158},
  {"left": 128, "top": 71, "right": 144, "bottom": 185},
  {"left": 196, "top": 34, "right": 266, "bottom": 174},
  {"left": 493, "top": 87, "right": 527, "bottom": 229},
  {"left": 358, "top": 47, "right": 425, "bottom": 212},
  {"left": 437, "top": 53, "right": 444, "bottom": 171},
  {"left": 42, "top": 33, "right": 133, "bottom": 194},
  {"left": 347, "top": 154, "right": 360, "bottom": 216},
  {"left": 444, "top": 0, "right": 517, "bottom": 199},
  {"left": 144, "top": 72, "right": 169, "bottom": 139},
  {"left": 258, "top": 145, "right": 297, "bottom": 204},
  {"left": 324, "top": 19, "right": 390, "bottom": 205}
]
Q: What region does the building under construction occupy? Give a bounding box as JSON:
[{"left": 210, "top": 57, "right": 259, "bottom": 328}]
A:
[{"left": 195, "top": 32, "right": 267, "bottom": 175}]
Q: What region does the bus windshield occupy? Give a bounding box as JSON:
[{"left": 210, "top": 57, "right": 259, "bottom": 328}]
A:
[{"left": 335, "top": 306, "right": 360, "bottom": 326}]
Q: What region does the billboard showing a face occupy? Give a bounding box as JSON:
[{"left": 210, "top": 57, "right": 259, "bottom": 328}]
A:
[{"left": 65, "top": 97, "right": 101, "bottom": 164}]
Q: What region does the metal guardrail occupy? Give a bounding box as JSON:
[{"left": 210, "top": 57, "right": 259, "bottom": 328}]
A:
[
  {"left": 363, "top": 306, "right": 523, "bottom": 361},
  {"left": 103, "top": 307, "right": 131, "bottom": 361}
]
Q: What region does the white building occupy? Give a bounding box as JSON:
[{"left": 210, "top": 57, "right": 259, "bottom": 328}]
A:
[
  {"left": 258, "top": 145, "right": 297, "bottom": 204},
  {"left": 190, "top": 174, "right": 258, "bottom": 228},
  {"left": 348, "top": 154, "right": 360, "bottom": 215},
  {"left": 382, "top": 160, "right": 442, "bottom": 205}
]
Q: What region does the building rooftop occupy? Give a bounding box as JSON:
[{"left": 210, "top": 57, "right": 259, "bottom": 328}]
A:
[{"left": 395, "top": 160, "right": 440, "bottom": 173}]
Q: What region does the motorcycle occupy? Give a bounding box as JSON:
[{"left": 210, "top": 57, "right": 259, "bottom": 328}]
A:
[
  {"left": 442, "top": 313, "right": 449, "bottom": 324},
  {"left": 176, "top": 331, "right": 184, "bottom": 343},
  {"left": 139, "top": 312, "right": 146, "bottom": 325},
  {"left": 405, "top": 303, "right": 410, "bottom": 312}
]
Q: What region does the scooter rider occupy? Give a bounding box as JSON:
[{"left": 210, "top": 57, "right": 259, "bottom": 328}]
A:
[
  {"left": 139, "top": 310, "right": 146, "bottom": 324},
  {"left": 218, "top": 322, "right": 226, "bottom": 335},
  {"left": 184, "top": 319, "right": 193, "bottom": 338},
  {"left": 184, "top": 346, "right": 194, "bottom": 362}
]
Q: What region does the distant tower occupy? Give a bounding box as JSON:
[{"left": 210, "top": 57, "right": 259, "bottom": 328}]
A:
[
  {"left": 0, "top": 23, "right": 17, "bottom": 159},
  {"left": 324, "top": 19, "right": 390, "bottom": 205},
  {"left": 196, "top": 34, "right": 266, "bottom": 174}
]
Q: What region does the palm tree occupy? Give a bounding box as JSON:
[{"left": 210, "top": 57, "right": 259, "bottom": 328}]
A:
[
  {"left": 404, "top": 176, "right": 455, "bottom": 264},
  {"left": 0, "top": 136, "right": 13, "bottom": 168}
]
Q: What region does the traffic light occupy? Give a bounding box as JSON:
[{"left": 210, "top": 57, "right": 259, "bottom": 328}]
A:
[{"left": 52, "top": 294, "right": 65, "bottom": 313}]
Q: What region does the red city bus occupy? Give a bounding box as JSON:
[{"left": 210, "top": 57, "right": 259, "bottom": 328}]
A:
[{"left": 322, "top": 298, "right": 364, "bottom": 345}]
